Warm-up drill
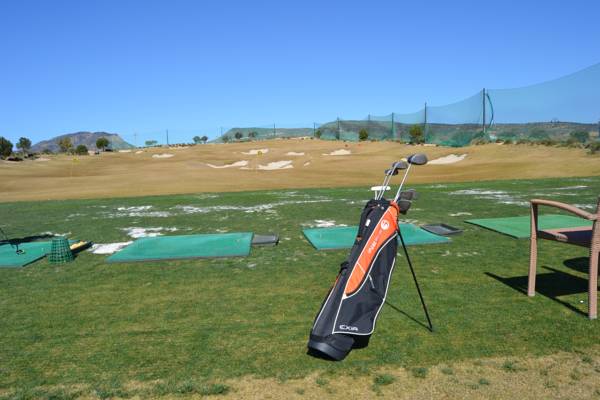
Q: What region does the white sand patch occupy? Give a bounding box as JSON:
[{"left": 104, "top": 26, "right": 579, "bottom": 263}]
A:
[
  {"left": 429, "top": 154, "right": 467, "bottom": 165},
  {"left": 286, "top": 151, "right": 305, "bottom": 156},
  {"left": 152, "top": 153, "right": 174, "bottom": 159},
  {"left": 118, "top": 150, "right": 132, "bottom": 153},
  {"left": 241, "top": 148, "right": 269, "bottom": 155},
  {"left": 90, "top": 242, "right": 133, "bottom": 254},
  {"left": 449, "top": 212, "right": 472, "bottom": 216},
  {"left": 257, "top": 160, "right": 293, "bottom": 170},
  {"left": 574, "top": 203, "right": 596, "bottom": 210},
  {"left": 303, "top": 161, "right": 311, "bottom": 167},
  {"left": 323, "top": 149, "right": 351, "bottom": 156},
  {"left": 40, "top": 231, "right": 71, "bottom": 237},
  {"left": 102, "top": 206, "right": 172, "bottom": 218},
  {"left": 206, "top": 160, "right": 248, "bottom": 169},
  {"left": 450, "top": 189, "right": 529, "bottom": 207},
  {"left": 553, "top": 185, "right": 588, "bottom": 190},
  {"left": 309, "top": 220, "right": 347, "bottom": 228},
  {"left": 35, "top": 157, "right": 50, "bottom": 162},
  {"left": 174, "top": 199, "right": 332, "bottom": 215},
  {"left": 122, "top": 227, "right": 178, "bottom": 239},
  {"left": 135, "top": 150, "right": 144, "bottom": 154}
]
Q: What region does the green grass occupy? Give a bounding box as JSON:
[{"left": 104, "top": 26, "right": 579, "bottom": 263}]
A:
[{"left": 1, "top": 176, "right": 599, "bottom": 397}]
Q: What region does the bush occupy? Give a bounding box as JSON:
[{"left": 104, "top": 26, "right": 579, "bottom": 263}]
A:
[
  {"left": 408, "top": 125, "right": 425, "bottom": 144},
  {"left": 58, "top": 137, "right": 73, "bottom": 153},
  {"left": 539, "top": 138, "right": 558, "bottom": 146},
  {"left": 314, "top": 130, "right": 322, "bottom": 139},
  {"left": 471, "top": 138, "right": 490, "bottom": 145},
  {"left": 588, "top": 142, "right": 600, "bottom": 155},
  {"left": 234, "top": 132, "right": 243, "bottom": 140},
  {"left": 569, "top": 130, "right": 589, "bottom": 143},
  {"left": 221, "top": 135, "right": 230, "bottom": 143},
  {"left": 0, "top": 136, "right": 13, "bottom": 158},
  {"left": 75, "top": 144, "right": 89, "bottom": 155},
  {"left": 358, "top": 129, "right": 369, "bottom": 141}
]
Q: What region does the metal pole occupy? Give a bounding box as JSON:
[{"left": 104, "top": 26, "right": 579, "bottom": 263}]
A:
[
  {"left": 391, "top": 112, "right": 395, "bottom": 140},
  {"left": 337, "top": 117, "right": 340, "bottom": 140},
  {"left": 482, "top": 88, "right": 486, "bottom": 134},
  {"left": 313, "top": 122, "right": 316, "bottom": 136},
  {"left": 424, "top": 102, "right": 427, "bottom": 143},
  {"left": 166, "top": 129, "right": 169, "bottom": 146}
]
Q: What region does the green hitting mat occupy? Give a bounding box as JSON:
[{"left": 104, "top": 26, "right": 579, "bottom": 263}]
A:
[
  {"left": 107, "top": 232, "right": 254, "bottom": 263},
  {"left": 0, "top": 241, "right": 53, "bottom": 268},
  {"left": 465, "top": 214, "right": 593, "bottom": 239},
  {"left": 303, "top": 224, "right": 450, "bottom": 251}
]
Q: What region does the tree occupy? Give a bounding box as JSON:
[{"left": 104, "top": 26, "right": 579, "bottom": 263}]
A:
[
  {"left": 145, "top": 140, "right": 158, "bottom": 147},
  {"left": 58, "top": 137, "right": 73, "bottom": 153},
  {"left": 201, "top": 135, "right": 208, "bottom": 144},
  {"left": 358, "top": 129, "right": 369, "bottom": 141},
  {"left": 569, "top": 130, "right": 589, "bottom": 143},
  {"left": 248, "top": 131, "right": 257, "bottom": 139},
  {"left": 408, "top": 125, "right": 425, "bottom": 144},
  {"left": 75, "top": 144, "right": 89, "bottom": 155},
  {"left": 234, "top": 132, "right": 243, "bottom": 141},
  {"left": 193, "top": 136, "right": 202, "bottom": 144},
  {"left": 221, "top": 135, "right": 230, "bottom": 143},
  {"left": 315, "top": 130, "right": 322, "bottom": 139},
  {"left": 0, "top": 137, "right": 13, "bottom": 159},
  {"left": 96, "top": 137, "right": 110, "bottom": 151},
  {"left": 16, "top": 137, "right": 32, "bottom": 155}
]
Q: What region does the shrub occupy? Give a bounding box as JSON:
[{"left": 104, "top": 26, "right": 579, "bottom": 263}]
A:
[
  {"left": 314, "top": 130, "right": 322, "bottom": 139},
  {"left": 408, "top": 125, "right": 425, "bottom": 144},
  {"left": 193, "top": 136, "right": 202, "bottom": 144},
  {"left": 234, "top": 132, "right": 243, "bottom": 140},
  {"left": 588, "top": 142, "right": 600, "bottom": 155},
  {"left": 75, "top": 144, "right": 89, "bottom": 155},
  {"left": 358, "top": 129, "right": 369, "bottom": 141},
  {"left": 0, "top": 136, "right": 13, "bottom": 158},
  {"left": 58, "top": 137, "right": 73, "bottom": 153},
  {"left": 221, "top": 135, "right": 230, "bottom": 143},
  {"left": 569, "top": 130, "right": 589, "bottom": 143}
]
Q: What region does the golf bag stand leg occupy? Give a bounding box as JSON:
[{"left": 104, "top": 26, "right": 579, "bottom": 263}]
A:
[{"left": 398, "top": 229, "right": 434, "bottom": 332}]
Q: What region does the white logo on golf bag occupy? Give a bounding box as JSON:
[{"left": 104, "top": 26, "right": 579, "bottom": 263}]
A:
[
  {"left": 381, "top": 220, "right": 390, "bottom": 230},
  {"left": 339, "top": 325, "right": 359, "bottom": 332}
]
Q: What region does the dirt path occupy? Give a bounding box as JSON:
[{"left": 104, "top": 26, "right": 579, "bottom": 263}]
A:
[{"left": 1, "top": 141, "right": 599, "bottom": 202}]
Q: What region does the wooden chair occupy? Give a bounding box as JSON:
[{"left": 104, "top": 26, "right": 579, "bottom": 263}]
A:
[{"left": 528, "top": 197, "right": 599, "bottom": 319}]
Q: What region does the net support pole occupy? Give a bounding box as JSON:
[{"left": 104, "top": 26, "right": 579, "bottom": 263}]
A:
[
  {"left": 337, "top": 117, "right": 340, "bottom": 140},
  {"left": 273, "top": 123, "right": 276, "bottom": 137},
  {"left": 424, "top": 102, "right": 427, "bottom": 142},
  {"left": 482, "top": 88, "right": 486, "bottom": 134},
  {"left": 391, "top": 112, "right": 395, "bottom": 140},
  {"left": 166, "top": 129, "right": 169, "bottom": 146}
]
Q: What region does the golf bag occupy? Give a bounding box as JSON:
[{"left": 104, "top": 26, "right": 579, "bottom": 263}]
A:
[{"left": 307, "top": 198, "right": 432, "bottom": 361}]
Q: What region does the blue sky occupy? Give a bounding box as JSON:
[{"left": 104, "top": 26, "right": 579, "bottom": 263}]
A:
[{"left": 1, "top": 0, "right": 599, "bottom": 144}]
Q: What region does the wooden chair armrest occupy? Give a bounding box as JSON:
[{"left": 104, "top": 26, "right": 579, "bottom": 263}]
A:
[{"left": 530, "top": 199, "right": 597, "bottom": 221}]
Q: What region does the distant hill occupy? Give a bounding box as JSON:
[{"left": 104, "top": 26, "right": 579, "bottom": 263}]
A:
[{"left": 31, "top": 132, "right": 134, "bottom": 153}]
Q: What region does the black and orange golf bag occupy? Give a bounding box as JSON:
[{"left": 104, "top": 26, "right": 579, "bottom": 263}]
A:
[{"left": 307, "top": 155, "right": 433, "bottom": 361}]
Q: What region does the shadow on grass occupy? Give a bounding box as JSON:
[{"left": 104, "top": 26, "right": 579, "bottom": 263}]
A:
[
  {"left": 563, "top": 257, "right": 590, "bottom": 274},
  {"left": 385, "top": 300, "right": 432, "bottom": 332},
  {"left": 0, "top": 234, "right": 54, "bottom": 246},
  {"left": 486, "top": 266, "right": 590, "bottom": 317}
]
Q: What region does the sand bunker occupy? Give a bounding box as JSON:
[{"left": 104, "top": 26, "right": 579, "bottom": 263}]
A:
[
  {"left": 206, "top": 160, "right": 248, "bottom": 169},
  {"left": 303, "top": 161, "right": 311, "bottom": 167},
  {"left": 257, "top": 160, "right": 293, "bottom": 170},
  {"left": 241, "top": 148, "right": 269, "bottom": 155},
  {"left": 35, "top": 157, "right": 50, "bottom": 162},
  {"left": 323, "top": 149, "right": 351, "bottom": 156},
  {"left": 118, "top": 150, "right": 132, "bottom": 153},
  {"left": 429, "top": 154, "right": 467, "bottom": 165},
  {"left": 286, "top": 151, "right": 305, "bottom": 156},
  {"left": 90, "top": 242, "right": 133, "bottom": 254},
  {"left": 152, "top": 153, "right": 174, "bottom": 159},
  {"left": 135, "top": 150, "right": 143, "bottom": 154}
]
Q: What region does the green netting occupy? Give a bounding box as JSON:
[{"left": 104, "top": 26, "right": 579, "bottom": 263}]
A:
[
  {"left": 48, "top": 236, "right": 74, "bottom": 264},
  {"left": 465, "top": 214, "right": 593, "bottom": 239},
  {"left": 107, "top": 232, "right": 254, "bottom": 263},
  {"left": 303, "top": 224, "right": 450, "bottom": 251},
  {"left": 0, "top": 241, "right": 52, "bottom": 268}
]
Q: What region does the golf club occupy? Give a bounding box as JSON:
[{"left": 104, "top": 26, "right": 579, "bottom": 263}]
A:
[
  {"left": 376, "top": 161, "right": 408, "bottom": 200},
  {"left": 394, "top": 153, "right": 427, "bottom": 202}
]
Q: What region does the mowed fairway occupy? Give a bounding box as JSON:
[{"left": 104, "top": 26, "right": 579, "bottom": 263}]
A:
[
  {"left": 1, "top": 140, "right": 600, "bottom": 202},
  {"left": 1, "top": 175, "right": 599, "bottom": 399}
]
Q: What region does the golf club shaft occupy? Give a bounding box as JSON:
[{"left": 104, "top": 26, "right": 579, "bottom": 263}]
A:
[{"left": 393, "top": 163, "right": 412, "bottom": 202}]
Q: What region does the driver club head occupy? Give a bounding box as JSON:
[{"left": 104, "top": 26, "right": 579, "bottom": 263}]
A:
[
  {"left": 407, "top": 153, "right": 428, "bottom": 166},
  {"left": 386, "top": 161, "right": 408, "bottom": 176}
]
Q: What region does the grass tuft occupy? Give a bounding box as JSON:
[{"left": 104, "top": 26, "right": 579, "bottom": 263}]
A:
[{"left": 411, "top": 367, "right": 428, "bottom": 379}]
